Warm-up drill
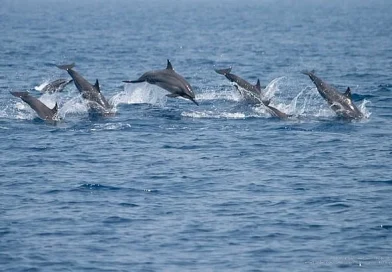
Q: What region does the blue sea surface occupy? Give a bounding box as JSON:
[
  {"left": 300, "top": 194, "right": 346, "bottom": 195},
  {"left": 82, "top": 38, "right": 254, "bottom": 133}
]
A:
[{"left": 1, "top": 0, "right": 392, "bottom": 271}]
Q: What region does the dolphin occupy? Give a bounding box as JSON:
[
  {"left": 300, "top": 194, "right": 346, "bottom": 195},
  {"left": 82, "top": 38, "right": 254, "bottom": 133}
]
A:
[
  {"left": 123, "top": 60, "right": 199, "bottom": 106},
  {"left": 302, "top": 70, "right": 364, "bottom": 120},
  {"left": 56, "top": 63, "right": 112, "bottom": 114},
  {"left": 10, "top": 91, "right": 58, "bottom": 121},
  {"left": 215, "top": 67, "right": 264, "bottom": 104},
  {"left": 40, "top": 78, "right": 73, "bottom": 93},
  {"left": 262, "top": 100, "right": 291, "bottom": 119}
]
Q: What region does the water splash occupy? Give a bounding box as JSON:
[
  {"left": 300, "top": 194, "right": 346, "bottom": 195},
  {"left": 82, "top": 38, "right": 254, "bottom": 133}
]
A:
[
  {"left": 110, "top": 83, "right": 167, "bottom": 107},
  {"left": 34, "top": 80, "right": 51, "bottom": 92}
]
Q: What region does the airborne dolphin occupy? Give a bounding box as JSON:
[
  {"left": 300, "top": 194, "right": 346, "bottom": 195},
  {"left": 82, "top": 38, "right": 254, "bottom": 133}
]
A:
[
  {"left": 11, "top": 91, "right": 58, "bottom": 121},
  {"left": 123, "top": 60, "right": 199, "bottom": 106},
  {"left": 262, "top": 100, "right": 291, "bottom": 119},
  {"left": 302, "top": 71, "right": 364, "bottom": 120},
  {"left": 40, "top": 78, "right": 73, "bottom": 93},
  {"left": 215, "top": 67, "right": 264, "bottom": 104},
  {"left": 57, "top": 63, "right": 112, "bottom": 114},
  {"left": 215, "top": 67, "right": 289, "bottom": 118}
]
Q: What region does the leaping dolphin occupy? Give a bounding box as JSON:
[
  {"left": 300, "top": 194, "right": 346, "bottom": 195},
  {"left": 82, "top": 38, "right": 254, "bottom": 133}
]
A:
[
  {"left": 40, "top": 78, "right": 73, "bottom": 93},
  {"left": 215, "top": 67, "right": 264, "bottom": 104},
  {"left": 263, "top": 100, "right": 291, "bottom": 119},
  {"left": 123, "top": 60, "right": 199, "bottom": 106},
  {"left": 302, "top": 70, "right": 364, "bottom": 120},
  {"left": 10, "top": 91, "right": 58, "bottom": 121},
  {"left": 56, "top": 63, "right": 112, "bottom": 114}
]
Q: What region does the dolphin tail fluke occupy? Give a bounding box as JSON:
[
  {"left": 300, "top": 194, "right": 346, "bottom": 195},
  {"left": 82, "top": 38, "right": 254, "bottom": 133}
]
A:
[
  {"left": 10, "top": 91, "right": 29, "bottom": 98},
  {"left": 123, "top": 79, "right": 145, "bottom": 84},
  {"left": 56, "top": 63, "right": 75, "bottom": 71},
  {"left": 215, "top": 67, "right": 232, "bottom": 75},
  {"left": 301, "top": 69, "right": 316, "bottom": 76}
]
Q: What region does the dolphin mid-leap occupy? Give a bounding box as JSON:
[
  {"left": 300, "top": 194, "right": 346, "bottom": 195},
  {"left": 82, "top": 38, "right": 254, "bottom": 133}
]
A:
[
  {"left": 123, "top": 60, "right": 199, "bottom": 106},
  {"left": 40, "top": 78, "right": 73, "bottom": 93},
  {"left": 302, "top": 70, "right": 364, "bottom": 120},
  {"left": 215, "top": 67, "right": 264, "bottom": 104},
  {"left": 57, "top": 63, "right": 112, "bottom": 114},
  {"left": 11, "top": 91, "right": 58, "bottom": 121}
]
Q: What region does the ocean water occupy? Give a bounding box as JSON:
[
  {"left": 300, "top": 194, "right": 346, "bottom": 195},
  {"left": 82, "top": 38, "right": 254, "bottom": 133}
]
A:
[{"left": 1, "top": 0, "right": 392, "bottom": 271}]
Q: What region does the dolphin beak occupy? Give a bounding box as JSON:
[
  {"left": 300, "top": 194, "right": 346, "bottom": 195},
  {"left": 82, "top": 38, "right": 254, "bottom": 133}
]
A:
[{"left": 191, "top": 98, "right": 199, "bottom": 106}]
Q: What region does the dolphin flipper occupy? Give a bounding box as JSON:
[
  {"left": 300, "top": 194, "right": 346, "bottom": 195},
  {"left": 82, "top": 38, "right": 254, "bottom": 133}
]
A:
[
  {"left": 56, "top": 63, "right": 75, "bottom": 71},
  {"left": 215, "top": 67, "right": 232, "bottom": 75}
]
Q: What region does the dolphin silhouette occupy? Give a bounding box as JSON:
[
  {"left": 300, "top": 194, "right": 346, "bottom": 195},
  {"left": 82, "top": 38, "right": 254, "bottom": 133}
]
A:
[
  {"left": 40, "top": 78, "right": 73, "bottom": 93},
  {"left": 123, "top": 60, "right": 198, "bottom": 106},
  {"left": 57, "top": 63, "right": 112, "bottom": 114},
  {"left": 302, "top": 70, "right": 364, "bottom": 120},
  {"left": 11, "top": 91, "right": 58, "bottom": 121},
  {"left": 215, "top": 67, "right": 264, "bottom": 104}
]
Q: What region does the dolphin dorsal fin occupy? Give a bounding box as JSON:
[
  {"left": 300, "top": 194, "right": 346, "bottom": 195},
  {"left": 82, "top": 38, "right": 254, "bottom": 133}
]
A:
[
  {"left": 94, "top": 79, "right": 101, "bottom": 92},
  {"left": 344, "top": 87, "right": 352, "bottom": 100},
  {"left": 263, "top": 99, "right": 271, "bottom": 106},
  {"left": 256, "top": 79, "right": 261, "bottom": 91},
  {"left": 166, "top": 59, "right": 174, "bottom": 70},
  {"left": 52, "top": 103, "right": 58, "bottom": 113}
]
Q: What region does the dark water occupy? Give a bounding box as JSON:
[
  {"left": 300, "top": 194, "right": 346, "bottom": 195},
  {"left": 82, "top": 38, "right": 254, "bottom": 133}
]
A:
[{"left": 1, "top": 0, "right": 392, "bottom": 271}]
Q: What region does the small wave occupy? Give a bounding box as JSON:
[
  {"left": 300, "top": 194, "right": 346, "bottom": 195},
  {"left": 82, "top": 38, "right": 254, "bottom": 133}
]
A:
[
  {"left": 78, "top": 184, "right": 122, "bottom": 191},
  {"left": 90, "top": 122, "right": 131, "bottom": 131},
  {"left": 181, "top": 110, "right": 263, "bottom": 119}
]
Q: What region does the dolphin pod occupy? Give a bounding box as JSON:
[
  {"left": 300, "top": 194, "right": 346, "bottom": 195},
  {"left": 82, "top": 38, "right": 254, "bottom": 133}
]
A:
[
  {"left": 10, "top": 61, "right": 366, "bottom": 122},
  {"left": 302, "top": 70, "right": 364, "bottom": 120},
  {"left": 123, "top": 60, "right": 199, "bottom": 106}
]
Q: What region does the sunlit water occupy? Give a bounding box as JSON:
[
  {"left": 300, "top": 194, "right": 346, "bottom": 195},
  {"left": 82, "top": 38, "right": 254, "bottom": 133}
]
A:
[{"left": 1, "top": 0, "right": 392, "bottom": 271}]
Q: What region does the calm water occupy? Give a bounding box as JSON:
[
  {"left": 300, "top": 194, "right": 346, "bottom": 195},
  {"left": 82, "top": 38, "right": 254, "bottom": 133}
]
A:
[{"left": 1, "top": 0, "right": 392, "bottom": 271}]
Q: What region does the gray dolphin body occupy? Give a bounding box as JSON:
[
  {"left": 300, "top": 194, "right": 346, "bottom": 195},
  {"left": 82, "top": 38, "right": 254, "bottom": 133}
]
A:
[
  {"left": 215, "top": 67, "right": 290, "bottom": 119},
  {"left": 11, "top": 91, "right": 58, "bottom": 121},
  {"left": 57, "top": 63, "right": 112, "bottom": 114},
  {"left": 215, "top": 67, "right": 264, "bottom": 104},
  {"left": 302, "top": 71, "right": 363, "bottom": 120},
  {"left": 41, "top": 78, "right": 73, "bottom": 93},
  {"left": 263, "top": 100, "right": 291, "bottom": 119},
  {"left": 123, "top": 60, "right": 198, "bottom": 106}
]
